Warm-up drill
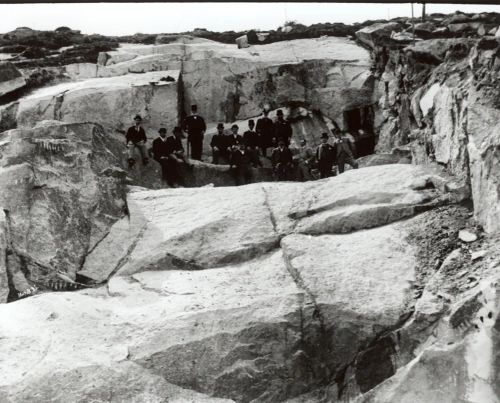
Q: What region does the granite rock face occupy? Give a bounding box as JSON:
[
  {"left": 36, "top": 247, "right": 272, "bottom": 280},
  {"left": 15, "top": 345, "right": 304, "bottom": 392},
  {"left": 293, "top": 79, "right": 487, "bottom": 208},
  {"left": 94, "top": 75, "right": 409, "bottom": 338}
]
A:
[
  {"left": 0, "top": 62, "right": 26, "bottom": 98},
  {"left": 14, "top": 71, "right": 180, "bottom": 138},
  {"left": 0, "top": 164, "right": 467, "bottom": 402},
  {"left": 0, "top": 121, "right": 127, "bottom": 287}
]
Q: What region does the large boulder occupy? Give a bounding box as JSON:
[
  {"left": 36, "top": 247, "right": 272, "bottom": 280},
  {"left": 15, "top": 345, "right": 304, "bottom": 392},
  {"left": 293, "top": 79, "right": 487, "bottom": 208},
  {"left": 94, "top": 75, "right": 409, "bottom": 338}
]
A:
[
  {"left": 355, "top": 22, "right": 401, "bottom": 49},
  {"left": 0, "top": 164, "right": 465, "bottom": 402},
  {"left": 0, "top": 121, "right": 127, "bottom": 288},
  {"left": 66, "top": 38, "right": 373, "bottom": 125},
  {"left": 0, "top": 62, "right": 26, "bottom": 98},
  {"left": 14, "top": 71, "right": 180, "bottom": 138}
]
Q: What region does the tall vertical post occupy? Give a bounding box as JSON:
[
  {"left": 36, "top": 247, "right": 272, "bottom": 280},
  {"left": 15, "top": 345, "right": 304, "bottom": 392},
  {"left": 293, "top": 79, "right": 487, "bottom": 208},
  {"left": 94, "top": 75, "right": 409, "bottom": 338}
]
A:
[
  {"left": 411, "top": 3, "right": 416, "bottom": 45},
  {"left": 422, "top": 2, "right": 426, "bottom": 22}
]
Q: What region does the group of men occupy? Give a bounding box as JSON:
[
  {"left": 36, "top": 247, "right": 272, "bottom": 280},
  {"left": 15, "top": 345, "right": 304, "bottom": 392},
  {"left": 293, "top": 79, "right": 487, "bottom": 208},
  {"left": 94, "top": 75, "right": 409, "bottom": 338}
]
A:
[{"left": 125, "top": 104, "right": 359, "bottom": 187}]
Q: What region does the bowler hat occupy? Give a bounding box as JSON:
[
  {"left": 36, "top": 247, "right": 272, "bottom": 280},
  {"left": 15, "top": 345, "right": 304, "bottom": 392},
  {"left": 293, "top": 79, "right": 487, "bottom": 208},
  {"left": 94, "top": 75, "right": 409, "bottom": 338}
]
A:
[
  {"left": 276, "top": 109, "right": 284, "bottom": 116},
  {"left": 134, "top": 114, "right": 142, "bottom": 121},
  {"left": 248, "top": 119, "right": 255, "bottom": 125},
  {"left": 217, "top": 123, "right": 224, "bottom": 129},
  {"left": 158, "top": 128, "right": 167, "bottom": 134},
  {"left": 231, "top": 124, "right": 239, "bottom": 129}
]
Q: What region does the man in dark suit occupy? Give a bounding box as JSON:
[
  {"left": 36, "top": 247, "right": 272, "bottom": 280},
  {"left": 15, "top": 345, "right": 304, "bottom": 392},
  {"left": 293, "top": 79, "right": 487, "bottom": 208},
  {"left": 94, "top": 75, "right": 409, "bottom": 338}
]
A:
[
  {"left": 256, "top": 109, "right": 274, "bottom": 157},
  {"left": 152, "top": 128, "right": 170, "bottom": 182},
  {"left": 126, "top": 114, "right": 148, "bottom": 168},
  {"left": 274, "top": 109, "right": 293, "bottom": 146},
  {"left": 229, "top": 143, "right": 253, "bottom": 186},
  {"left": 163, "top": 126, "right": 193, "bottom": 187},
  {"left": 210, "top": 123, "right": 229, "bottom": 164},
  {"left": 315, "top": 132, "right": 336, "bottom": 178},
  {"left": 182, "top": 104, "right": 206, "bottom": 161},
  {"left": 271, "top": 139, "right": 294, "bottom": 181},
  {"left": 226, "top": 124, "right": 243, "bottom": 150},
  {"left": 243, "top": 119, "right": 262, "bottom": 167}
]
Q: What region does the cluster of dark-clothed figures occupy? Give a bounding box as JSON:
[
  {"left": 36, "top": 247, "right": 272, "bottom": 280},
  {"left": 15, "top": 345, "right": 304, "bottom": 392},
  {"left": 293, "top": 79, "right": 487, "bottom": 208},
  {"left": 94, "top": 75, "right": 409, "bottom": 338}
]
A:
[{"left": 125, "top": 105, "right": 358, "bottom": 188}]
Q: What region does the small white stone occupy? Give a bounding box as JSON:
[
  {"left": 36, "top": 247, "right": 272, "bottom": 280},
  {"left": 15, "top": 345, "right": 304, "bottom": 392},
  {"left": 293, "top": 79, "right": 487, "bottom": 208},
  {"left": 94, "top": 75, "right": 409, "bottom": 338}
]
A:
[
  {"left": 458, "top": 230, "right": 478, "bottom": 243},
  {"left": 471, "top": 250, "right": 487, "bottom": 261}
]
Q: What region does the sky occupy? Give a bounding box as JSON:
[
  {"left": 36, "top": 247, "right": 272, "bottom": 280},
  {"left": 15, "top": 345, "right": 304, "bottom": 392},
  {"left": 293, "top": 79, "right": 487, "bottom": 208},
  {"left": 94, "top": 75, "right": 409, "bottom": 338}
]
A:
[{"left": 1, "top": 3, "right": 499, "bottom": 36}]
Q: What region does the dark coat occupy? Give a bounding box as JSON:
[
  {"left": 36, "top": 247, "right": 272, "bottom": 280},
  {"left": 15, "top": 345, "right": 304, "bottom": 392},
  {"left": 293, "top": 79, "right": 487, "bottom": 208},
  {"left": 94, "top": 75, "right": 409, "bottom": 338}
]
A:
[
  {"left": 182, "top": 114, "right": 206, "bottom": 134},
  {"left": 226, "top": 134, "right": 243, "bottom": 148},
  {"left": 243, "top": 130, "right": 260, "bottom": 148},
  {"left": 230, "top": 149, "right": 253, "bottom": 169},
  {"left": 271, "top": 146, "right": 293, "bottom": 167},
  {"left": 152, "top": 137, "right": 170, "bottom": 161},
  {"left": 210, "top": 134, "right": 228, "bottom": 150},
  {"left": 126, "top": 126, "right": 147, "bottom": 145},
  {"left": 274, "top": 119, "right": 293, "bottom": 144},
  {"left": 256, "top": 117, "right": 274, "bottom": 147},
  {"left": 315, "top": 143, "right": 335, "bottom": 166}
]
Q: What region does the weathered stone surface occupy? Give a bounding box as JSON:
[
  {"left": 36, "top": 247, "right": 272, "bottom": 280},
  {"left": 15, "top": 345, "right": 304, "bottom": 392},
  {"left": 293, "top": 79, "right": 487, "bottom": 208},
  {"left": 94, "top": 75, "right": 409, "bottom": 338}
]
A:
[
  {"left": 357, "top": 277, "right": 500, "bottom": 403},
  {"left": 467, "top": 101, "right": 500, "bottom": 234},
  {"left": 65, "top": 38, "right": 372, "bottom": 124},
  {"left": 355, "top": 22, "right": 401, "bottom": 49},
  {"left": 15, "top": 71, "right": 180, "bottom": 137},
  {"left": 0, "top": 162, "right": 460, "bottom": 402},
  {"left": 0, "top": 62, "right": 26, "bottom": 97},
  {"left": 80, "top": 164, "right": 453, "bottom": 282},
  {"left": 0, "top": 121, "right": 126, "bottom": 284},
  {"left": 0, "top": 210, "right": 8, "bottom": 303}
]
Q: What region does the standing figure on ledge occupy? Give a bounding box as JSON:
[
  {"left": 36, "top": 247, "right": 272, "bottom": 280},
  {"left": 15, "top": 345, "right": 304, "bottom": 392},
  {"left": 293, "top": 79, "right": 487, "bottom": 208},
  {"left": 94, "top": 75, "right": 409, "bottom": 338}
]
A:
[{"left": 182, "top": 104, "right": 206, "bottom": 161}]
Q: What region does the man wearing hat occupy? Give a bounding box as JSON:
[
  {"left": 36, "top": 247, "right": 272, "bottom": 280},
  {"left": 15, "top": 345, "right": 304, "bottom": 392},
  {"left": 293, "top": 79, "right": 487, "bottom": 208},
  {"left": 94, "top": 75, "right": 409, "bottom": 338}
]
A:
[
  {"left": 126, "top": 115, "right": 149, "bottom": 168},
  {"left": 229, "top": 142, "right": 254, "bottom": 186},
  {"left": 256, "top": 109, "right": 274, "bottom": 158},
  {"left": 315, "top": 133, "right": 336, "bottom": 179},
  {"left": 271, "top": 138, "right": 294, "bottom": 181},
  {"left": 210, "top": 123, "right": 229, "bottom": 164},
  {"left": 226, "top": 124, "right": 243, "bottom": 150},
  {"left": 152, "top": 127, "right": 171, "bottom": 182},
  {"left": 181, "top": 104, "right": 206, "bottom": 161},
  {"left": 243, "top": 119, "right": 262, "bottom": 167},
  {"left": 273, "top": 109, "right": 293, "bottom": 146},
  {"left": 333, "top": 130, "right": 358, "bottom": 174}
]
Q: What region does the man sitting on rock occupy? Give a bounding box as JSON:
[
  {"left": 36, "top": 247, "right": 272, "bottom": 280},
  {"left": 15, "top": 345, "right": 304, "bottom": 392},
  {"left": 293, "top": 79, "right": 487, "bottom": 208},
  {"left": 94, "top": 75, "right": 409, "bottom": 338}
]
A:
[
  {"left": 163, "top": 126, "right": 193, "bottom": 187},
  {"left": 152, "top": 128, "right": 171, "bottom": 183},
  {"left": 315, "top": 133, "right": 336, "bottom": 179},
  {"left": 271, "top": 138, "right": 294, "bottom": 181},
  {"left": 126, "top": 114, "right": 149, "bottom": 169},
  {"left": 256, "top": 109, "right": 275, "bottom": 158},
  {"left": 210, "top": 123, "right": 229, "bottom": 164},
  {"left": 229, "top": 143, "right": 253, "bottom": 186},
  {"left": 243, "top": 119, "right": 262, "bottom": 167},
  {"left": 333, "top": 129, "right": 358, "bottom": 174},
  {"left": 227, "top": 124, "right": 243, "bottom": 151}
]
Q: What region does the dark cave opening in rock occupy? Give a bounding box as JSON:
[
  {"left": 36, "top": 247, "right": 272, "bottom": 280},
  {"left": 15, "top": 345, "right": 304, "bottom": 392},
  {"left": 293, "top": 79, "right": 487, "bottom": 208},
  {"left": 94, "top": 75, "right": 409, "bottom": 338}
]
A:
[{"left": 343, "top": 105, "right": 375, "bottom": 158}]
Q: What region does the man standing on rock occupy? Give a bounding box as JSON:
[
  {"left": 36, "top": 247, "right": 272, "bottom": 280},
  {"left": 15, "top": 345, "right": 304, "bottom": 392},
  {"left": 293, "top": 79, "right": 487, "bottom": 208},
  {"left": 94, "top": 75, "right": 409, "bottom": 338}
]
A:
[
  {"left": 315, "top": 133, "right": 336, "bottom": 179},
  {"left": 271, "top": 139, "right": 294, "bottom": 181},
  {"left": 182, "top": 104, "right": 206, "bottom": 161},
  {"left": 152, "top": 128, "right": 171, "bottom": 183},
  {"left": 333, "top": 130, "right": 358, "bottom": 174},
  {"left": 210, "top": 123, "right": 229, "bottom": 164},
  {"left": 126, "top": 114, "right": 149, "bottom": 169},
  {"left": 256, "top": 109, "right": 274, "bottom": 158},
  {"left": 274, "top": 109, "right": 293, "bottom": 146}
]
